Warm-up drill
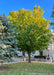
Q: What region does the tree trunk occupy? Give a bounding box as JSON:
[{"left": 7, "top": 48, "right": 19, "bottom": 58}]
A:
[{"left": 28, "top": 52, "right": 31, "bottom": 63}]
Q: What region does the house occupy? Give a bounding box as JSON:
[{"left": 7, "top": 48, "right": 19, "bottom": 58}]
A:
[{"left": 43, "top": 29, "right": 54, "bottom": 61}]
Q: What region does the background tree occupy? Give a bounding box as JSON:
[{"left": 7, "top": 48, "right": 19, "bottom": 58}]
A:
[
  {"left": 9, "top": 6, "right": 52, "bottom": 63},
  {"left": 50, "top": 4, "right": 54, "bottom": 29},
  {"left": 0, "top": 14, "right": 18, "bottom": 62}
]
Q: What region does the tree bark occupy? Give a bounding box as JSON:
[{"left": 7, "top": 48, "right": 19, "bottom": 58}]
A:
[{"left": 28, "top": 52, "right": 31, "bottom": 63}]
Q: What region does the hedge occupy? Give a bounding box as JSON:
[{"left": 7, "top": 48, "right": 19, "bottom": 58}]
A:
[{"left": 34, "top": 56, "right": 46, "bottom": 59}]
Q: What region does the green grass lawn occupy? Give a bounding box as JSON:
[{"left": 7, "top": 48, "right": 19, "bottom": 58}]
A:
[{"left": 0, "top": 62, "right": 54, "bottom": 75}]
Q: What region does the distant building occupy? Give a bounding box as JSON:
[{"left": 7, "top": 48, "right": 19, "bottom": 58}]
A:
[
  {"left": 35, "top": 29, "right": 54, "bottom": 61},
  {"left": 43, "top": 29, "right": 54, "bottom": 61}
]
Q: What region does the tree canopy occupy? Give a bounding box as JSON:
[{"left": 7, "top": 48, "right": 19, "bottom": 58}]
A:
[{"left": 9, "top": 6, "right": 52, "bottom": 63}]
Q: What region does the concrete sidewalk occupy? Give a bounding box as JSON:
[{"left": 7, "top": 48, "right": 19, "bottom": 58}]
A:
[{"left": 0, "top": 57, "right": 54, "bottom": 65}]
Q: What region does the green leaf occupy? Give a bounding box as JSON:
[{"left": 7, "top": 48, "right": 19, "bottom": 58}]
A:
[{"left": 26, "top": 41, "right": 30, "bottom": 46}]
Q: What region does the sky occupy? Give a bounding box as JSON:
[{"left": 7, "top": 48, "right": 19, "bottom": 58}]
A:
[{"left": 0, "top": 0, "right": 54, "bottom": 21}]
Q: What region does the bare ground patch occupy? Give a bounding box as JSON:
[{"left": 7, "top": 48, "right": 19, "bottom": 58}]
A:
[{"left": 0, "top": 66, "right": 11, "bottom": 72}]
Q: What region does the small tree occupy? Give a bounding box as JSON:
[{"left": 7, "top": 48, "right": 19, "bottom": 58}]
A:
[
  {"left": 0, "top": 14, "right": 18, "bottom": 62},
  {"left": 9, "top": 6, "right": 52, "bottom": 63}
]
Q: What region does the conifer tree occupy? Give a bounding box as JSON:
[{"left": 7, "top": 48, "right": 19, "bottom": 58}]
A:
[{"left": 0, "top": 14, "right": 18, "bottom": 62}]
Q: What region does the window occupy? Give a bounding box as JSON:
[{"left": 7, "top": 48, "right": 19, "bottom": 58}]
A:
[{"left": 40, "top": 51, "right": 43, "bottom": 56}]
